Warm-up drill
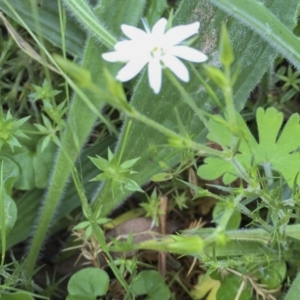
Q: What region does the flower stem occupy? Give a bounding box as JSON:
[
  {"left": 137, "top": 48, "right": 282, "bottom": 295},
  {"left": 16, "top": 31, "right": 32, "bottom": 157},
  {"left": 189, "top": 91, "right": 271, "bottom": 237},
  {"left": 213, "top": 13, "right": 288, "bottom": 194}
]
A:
[
  {"left": 127, "top": 107, "right": 220, "bottom": 156},
  {"left": 164, "top": 69, "right": 210, "bottom": 129}
]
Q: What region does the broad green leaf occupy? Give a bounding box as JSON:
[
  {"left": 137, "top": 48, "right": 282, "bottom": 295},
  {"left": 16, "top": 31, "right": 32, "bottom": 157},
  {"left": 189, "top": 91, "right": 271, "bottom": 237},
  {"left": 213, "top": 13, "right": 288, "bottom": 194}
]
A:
[
  {"left": 131, "top": 270, "right": 170, "bottom": 300},
  {"left": 3, "top": 141, "right": 56, "bottom": 190},
  {"left": 198, "top": 108, "right": 300, "bottom": 187},
  {"left": 255, "top": 261, "right": 286, "bottom": 289},
  {"left": 67, "top": 268, "right": 109, "bottom": 297},
  {"left": 93, "top": 0, "right": 299, "bottom": 217},
  {"left": 213, "top": 272, "right": 252, "bottom": 300},
  {"left": 0, "top": 156, "right": 20, "bottom": 194},
  {"left": 62, "top": 0, "right": 117, "bottom": 48},
  {"left": 66, "top": 296, "right": 94, "bottom": 300},
  {"left": 285, "top": 271, "right": 300, "bottom": 300},
  {"left": 0, "top": 0, "right": 86, "bottom": 56},
  {"left": 3, "top": 136, "right": 115, "bottom": 250},
  {"left": 33, "top": 140, "right": 57, "bottom": 188},
  {"left": 208, "top": 0, "right": 300, "bottom": 70},
  {"left": 0, "top": 193, "right": 17, "bottom": 233}
]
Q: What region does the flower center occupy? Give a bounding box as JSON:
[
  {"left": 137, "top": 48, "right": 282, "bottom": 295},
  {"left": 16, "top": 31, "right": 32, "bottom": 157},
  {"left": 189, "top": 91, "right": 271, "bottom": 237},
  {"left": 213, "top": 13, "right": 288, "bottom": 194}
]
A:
[{"left": 151, "top": 46, "right": 165, "bottom": 59}]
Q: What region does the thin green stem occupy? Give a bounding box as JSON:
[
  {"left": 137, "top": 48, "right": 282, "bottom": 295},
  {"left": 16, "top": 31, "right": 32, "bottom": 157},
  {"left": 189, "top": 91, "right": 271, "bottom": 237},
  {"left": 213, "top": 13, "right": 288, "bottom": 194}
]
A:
[
  {"left": 164, "top": 69, "right": 210, "bottom": 128},
  {"left": 190, "top": 63, "right": 222, "bottom": 108},
  {"left": 128, "top": 107, "right": 220, "bottom": 156},
  {"left": 70, "top": 165, "right": 133, "bottom": 296}
]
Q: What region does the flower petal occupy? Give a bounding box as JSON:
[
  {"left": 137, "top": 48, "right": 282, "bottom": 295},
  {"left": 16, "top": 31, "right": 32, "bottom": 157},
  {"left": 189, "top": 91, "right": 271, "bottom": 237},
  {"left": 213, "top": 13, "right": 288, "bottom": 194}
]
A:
[
  {"left": 162, "top": 55, "right": 189, "bottom": 82},
  {"left": 102, "top": 51, "right": 121, "bottom": 62},
  {"left": 170, "top": 46, "right": 208, "bottom": 62},
  {"left": 104, "top": 40, "right": 148, "bottom": 62},
  {"left": 164, "top": 22, "right": 200, "bottom": 46},
  {"left": 116, "top": 57, "right": 148, "bottom": 82},
  {"left": 114, "top": 40, "right": 138, "bottom": 52},
  {"left": 148, "top": 58, "right": 162, "bottom": 94},
  {"left": 102, "top": 48, "right": 134, "bottom": 63},
  {"left": 152, "top": 18, "right": 167, "bottom": 37},
  {"left": 121, "top": 24, "right": 147, "bottom": 40}
]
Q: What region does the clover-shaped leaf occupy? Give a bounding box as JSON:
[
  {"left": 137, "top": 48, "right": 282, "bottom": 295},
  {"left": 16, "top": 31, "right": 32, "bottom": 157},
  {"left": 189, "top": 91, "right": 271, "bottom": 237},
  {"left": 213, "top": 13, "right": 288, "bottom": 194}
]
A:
[
  {"left": 67, "top": 268, "right": 109, "bottom": 300},
  {"left": 198, "top": 107, "right": 300, "bottom": 187},
  {"left": 131, "top": 270, "right": 170, "bottom": 300}
]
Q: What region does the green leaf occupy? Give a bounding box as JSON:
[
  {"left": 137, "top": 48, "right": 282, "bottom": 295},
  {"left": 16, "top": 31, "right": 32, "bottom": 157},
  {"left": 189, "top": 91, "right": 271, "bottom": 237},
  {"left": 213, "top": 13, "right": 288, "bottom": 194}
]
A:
[
  {"left": 0, "top": 193, "right": 17, "bottom": 233},
  {"left": 73, "top": 221, "right": 90, "bottom": 230},
  {"left": 131, "top": 270, "right": 170, "bottom": 300},
  {"left": 89, "top": 156, "right": 109, "bottom": 171},
  {"left": 213, "top": 202, "right": 241, "bottom": 230},
  {"left": 66, "top": 296, "right": 94, "bottom": 300},
  {"left": 208, "top": 0, "right": 300, "bottom": 70},
  {"left": 66, "top": 295, "right": 95, "bottom": 300},
  {"left": 124, "top": 179, "right": 144, "bottom": 193},
  {"left": 62, "top": 0, "right": 117, "bottom": 48},
  {"left": 198, "top": 108, "right": 300, "bottom": 187},
  {"left": 285, "top": 271, "right": 300, "bottom": 300},
  {"left": 0, "top": 156, "right": 20, "bottom": 195},
  {"left": 67, "top": 268, "right": 109, "bottom": 297},
  {"left": 214, "top": 272, "right": 252, "bottom": 300},
  {"left": 33, "top": 140, "right": 57, "bottom": 188},
  {"left": 255, "top": 261, "right": 286, "bottom": 289},
  {"left": 120, "top": 157, "right": 140, "bottom": 169},
  {"left": 145, "top": 0, "right": 169, "bottom": 26},
  {"left": 3, "top": 136, "right": 115, "bottom": 251},
  {"left": 5, "top": 140, "right": 56, "bottom": 190},
  {"left": 151, "top": 173, "right": 173, "bottom": 182}
]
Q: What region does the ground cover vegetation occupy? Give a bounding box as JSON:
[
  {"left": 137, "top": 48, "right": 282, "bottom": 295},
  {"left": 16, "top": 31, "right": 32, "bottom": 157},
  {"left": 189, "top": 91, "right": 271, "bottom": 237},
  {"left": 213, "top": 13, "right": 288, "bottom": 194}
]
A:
[{"left": 1, "top": 0, "right": 300, "bottom": 299}]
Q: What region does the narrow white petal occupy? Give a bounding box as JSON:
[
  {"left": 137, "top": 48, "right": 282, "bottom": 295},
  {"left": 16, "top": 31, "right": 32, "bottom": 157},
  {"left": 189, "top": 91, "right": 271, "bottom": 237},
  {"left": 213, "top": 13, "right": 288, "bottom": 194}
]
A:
[
  {"left": 170, "top": 46, "right": 208, "bottom": 62},
  {"left": 152, "top": 18, "right": 167, "bottom": 36},
  {"left": 162, "top": 55, "right": 189, "bottom": 82},
  {"left": 102, "top": 51, "right": 121, "bottom": 62},
  {"left": 115, "top": 40, "right": 136, "bottom": 51},
  {"left": 148, "top": 58, "right": 162, "bottom": 94},
  {"left": 102, "top": 49, "right": 133, "bottom": 63},
  {"left": 121, "top": 24, "right": 147, "bottom": 40},
  {"left": 114, "top": 41, "right": 145, "bottom": 61},
  {"left": 164, "top": 22, "right": 200, "bottom": 46},
  {"left": 116, "top": 57, "right": 148, "bottom": 82}
]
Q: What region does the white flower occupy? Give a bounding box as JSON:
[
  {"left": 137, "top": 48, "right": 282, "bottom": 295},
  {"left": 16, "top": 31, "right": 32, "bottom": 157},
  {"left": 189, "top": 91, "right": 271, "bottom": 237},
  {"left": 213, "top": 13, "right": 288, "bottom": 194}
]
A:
[{"left": 102, "top": 18, "right": 208, "bottom": 94}]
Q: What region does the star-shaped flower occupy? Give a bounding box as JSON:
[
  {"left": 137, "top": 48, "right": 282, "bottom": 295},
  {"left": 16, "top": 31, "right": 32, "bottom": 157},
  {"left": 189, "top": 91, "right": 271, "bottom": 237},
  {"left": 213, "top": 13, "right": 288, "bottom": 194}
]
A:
[{"left": 102, "top": 18, "right": 208, "bottom": 94}]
